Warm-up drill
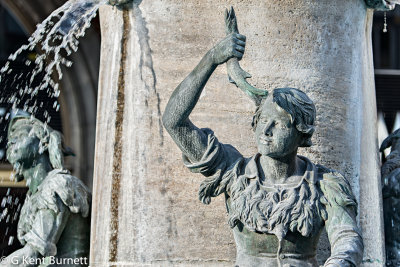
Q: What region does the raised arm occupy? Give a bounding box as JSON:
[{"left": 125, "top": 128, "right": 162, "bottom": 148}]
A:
[{"left": 162, "top": 33, "right": 246, "bottom": 162}]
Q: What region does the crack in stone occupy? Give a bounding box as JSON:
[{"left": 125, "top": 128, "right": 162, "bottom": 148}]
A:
[{"left": 133, "top": 2, "right": 164, "bottom": 146}]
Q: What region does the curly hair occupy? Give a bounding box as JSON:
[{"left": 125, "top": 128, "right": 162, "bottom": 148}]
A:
[
  {"left": 8, "top": 115, "right": 73, "bottom": 181},
  {"left": 251, "top": 88, "right": 316, "bottom": 147}
]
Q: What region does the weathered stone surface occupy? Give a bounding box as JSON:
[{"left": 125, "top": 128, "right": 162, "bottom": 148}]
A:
[{"left": 91, "top": 1, "right": 384, "bottom": 266}]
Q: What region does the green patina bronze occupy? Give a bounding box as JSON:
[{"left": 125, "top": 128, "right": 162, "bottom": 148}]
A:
[
  {"left": 2, "top": 112, "right": 91, "bottom": 267},
  {"left": 380, "top": 129, "right": 400, "bottom": 267},
  {"left": 108, "top": 0, "right": 134, "bottom": 9},
  {"left": 108, "top": 0, "right": 131, "bottom": 6},
  {"left": 225, "top": 8, "right": 268, "bottom": 106},
  {"left": 163, "top": 7, "right": 364, "bottom": 267},
  {"left": 365, "top": 0, "right": 399, "bottom": 10}
]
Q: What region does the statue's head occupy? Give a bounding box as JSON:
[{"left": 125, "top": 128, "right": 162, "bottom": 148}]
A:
[
  {"left": 6, "top": 112, "right": 72, "bottom": 181},
  {"left": 252, "top": 88, "right": 316, "bottom": 158}
]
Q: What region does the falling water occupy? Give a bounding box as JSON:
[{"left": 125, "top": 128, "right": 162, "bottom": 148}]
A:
[
  {"left": 0, "top": 0, "right": 108, "bottom": 168},
  {"left": 0, "top": 0, "right": 109, "bottom": 253},
  {"left": 0, "top": 0, "right": 107, "bottom": 124}
]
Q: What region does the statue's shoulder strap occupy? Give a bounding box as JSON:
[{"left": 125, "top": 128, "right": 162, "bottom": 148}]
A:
[
  {"left": 317, "top": 165, "right": 357, "bottom": 212},
  {"left": 39, "top": 170, "right": 91, "bottom": 217}
]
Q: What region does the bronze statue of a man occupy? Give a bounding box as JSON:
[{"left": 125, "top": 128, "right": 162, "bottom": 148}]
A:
[
  {"left": 163, "top": 8, "right": 363, "bottom": 267},
  {"left": 2, "top": 112, "right": 90, "bottom": 267}
]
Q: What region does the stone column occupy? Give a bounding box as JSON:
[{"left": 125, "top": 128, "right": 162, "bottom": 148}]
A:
[{"left": 90, "top": 1, "right": 384, "bottom": 266}]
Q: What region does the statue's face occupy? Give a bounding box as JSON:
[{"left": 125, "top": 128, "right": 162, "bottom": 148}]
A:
[
  {"left": 255, "top": 96, "right": 303, "bottom": 158},
  {"left": 6, "top": 125, "right": 41, "bottom": 171}
]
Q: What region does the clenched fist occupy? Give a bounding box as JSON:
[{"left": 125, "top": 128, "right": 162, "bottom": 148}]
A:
[{"left": 209, "top": 33, "right": 246, "bottom": 65}]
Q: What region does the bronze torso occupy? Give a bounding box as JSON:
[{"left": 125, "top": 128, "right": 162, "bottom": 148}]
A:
[
  {"left": 225, "top": 155, "right": 324, "bottom": 267},
  {"left": 18, "top": 169, "right": 91, "bottom": 266},
  {"left": 183, "top": 129, "right": 362, "bottom": 267}
]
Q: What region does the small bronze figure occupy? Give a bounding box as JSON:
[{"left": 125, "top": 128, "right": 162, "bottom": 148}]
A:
[
  {"left": 163, "top": 8, "right": 363, "bottom": 267},
  {"left": 2, "top": 112, "right": 90, "bottom": 267},
  {"left": 380, "top": 129, "right": 400, "bottom": 267}
]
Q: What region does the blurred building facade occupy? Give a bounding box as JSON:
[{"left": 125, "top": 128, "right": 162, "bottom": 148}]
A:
[{"left": 373, "top": 7, "right": 400, "bottom": 151}]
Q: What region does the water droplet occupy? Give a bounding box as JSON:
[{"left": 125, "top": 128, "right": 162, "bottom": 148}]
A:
[
  {"left": 13, "top": 212, "right": 18, "bottom": 222},
  {"left": 2, "top": 208, "right": 8, "bottom": 219},
  {"left": 0, "top": 0, "right": 105, "bottom": 124},
  {"left": 8, "top": 236, "right": 14, "bottom": 246},
  {"left": 1, "top": 197, "right": 7, "bottom": 208}
]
